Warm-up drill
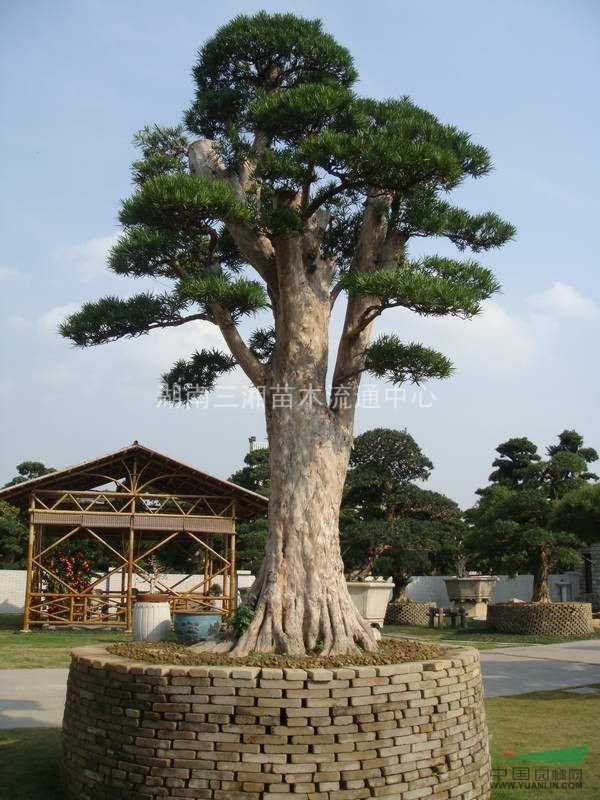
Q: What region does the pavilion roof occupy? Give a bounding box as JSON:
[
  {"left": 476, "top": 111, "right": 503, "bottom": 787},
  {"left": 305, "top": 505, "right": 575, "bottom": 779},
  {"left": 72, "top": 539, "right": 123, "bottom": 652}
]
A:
[{"left": 0, "top": 442, "right": 268, "bottom": 520}]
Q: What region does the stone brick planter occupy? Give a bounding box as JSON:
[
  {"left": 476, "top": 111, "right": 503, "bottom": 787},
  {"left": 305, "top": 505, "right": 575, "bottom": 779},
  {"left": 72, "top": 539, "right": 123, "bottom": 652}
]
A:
[
  {"left": 384, "top": 600, "right": 435, "bottom": 627},
  {"left": 487, "top": 602, "right": 593, "bottom": 636},
  {"left": 62, "top": 645, "right": 491, "bottom": 800}
]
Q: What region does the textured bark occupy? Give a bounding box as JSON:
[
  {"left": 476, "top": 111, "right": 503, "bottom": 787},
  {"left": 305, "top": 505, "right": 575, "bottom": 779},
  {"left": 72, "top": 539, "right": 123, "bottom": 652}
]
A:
[
  {"left": 188, "top": 141, "right": 387, "bottom": 655},
  {"left": 231, "top": 227, "right": 377, "bottom": 656},
  {"left": 232, "top": 403, "right": 376, "bottom": 656},
  {"left": 392, "top": 575, "right": 410, "bottom": 602},
  {"left": 532, "top": 546, "right": 552, "bottom": 603}
]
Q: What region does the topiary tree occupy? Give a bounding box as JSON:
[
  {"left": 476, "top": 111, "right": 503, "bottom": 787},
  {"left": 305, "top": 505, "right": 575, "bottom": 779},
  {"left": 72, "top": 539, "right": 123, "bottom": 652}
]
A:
[
  {"left": 4, "top": 461, "right": 55, "bottom": 487},
  {"left": 467, "top": 430, "right": 598, "bottom": 602},
  {"left": 60, "top": 12, "right": 513, "bottom": 654}
]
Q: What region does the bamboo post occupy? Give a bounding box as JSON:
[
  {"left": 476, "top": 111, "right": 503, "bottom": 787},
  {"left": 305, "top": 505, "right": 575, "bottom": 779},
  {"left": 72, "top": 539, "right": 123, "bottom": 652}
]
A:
[
  {"left": 126, "top": 523, "right": 134, "bottom": 633},
  {"left": 21, "top": 495, "right": 36, "bottom": 632},
  {"left": 230, "top": 502, "right": 237, "bottom": 613},
  {"left": 125, "top": 456, "right": 138, "bottom": 633}
]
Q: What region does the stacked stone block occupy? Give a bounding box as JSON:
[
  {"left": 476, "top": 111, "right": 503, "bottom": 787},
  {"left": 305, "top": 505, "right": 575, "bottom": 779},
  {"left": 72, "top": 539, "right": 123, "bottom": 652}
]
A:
[
  {"left": 62, "top": 645, "right": 491, "bottom": 800},
  {"left": 487, "top": 602, "right": 593, "bottom": 636}
]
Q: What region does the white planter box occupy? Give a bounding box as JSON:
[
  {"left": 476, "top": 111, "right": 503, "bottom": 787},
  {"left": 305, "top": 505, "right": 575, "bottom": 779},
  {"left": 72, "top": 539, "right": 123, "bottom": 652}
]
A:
[{"left": 347, "top": 581, "right": 394, "bottom": 627}]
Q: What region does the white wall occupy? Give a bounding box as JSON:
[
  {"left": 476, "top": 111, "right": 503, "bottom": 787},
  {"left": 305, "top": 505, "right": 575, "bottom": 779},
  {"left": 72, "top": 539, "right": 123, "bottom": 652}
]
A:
[
  {"left": 0, "top": 569, "right": 581, "bottom": 615},
  {"left": 0, "top": 569, "right": 27, "bottom": 614},
  {"left": 0, "top": 569, "right": 257, "bottom": 614},
  {"left": 405, "top": 573, "right": 581, "bottom": 606}
]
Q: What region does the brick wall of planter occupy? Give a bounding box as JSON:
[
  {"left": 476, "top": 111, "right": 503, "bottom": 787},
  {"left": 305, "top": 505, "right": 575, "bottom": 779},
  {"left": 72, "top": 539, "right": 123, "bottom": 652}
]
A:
[
  {"left": 62, "top": 645, "right": 491, "bottom": 800},
  {"left": 487, "top": 602, "right": 593, "bottom": 636}
]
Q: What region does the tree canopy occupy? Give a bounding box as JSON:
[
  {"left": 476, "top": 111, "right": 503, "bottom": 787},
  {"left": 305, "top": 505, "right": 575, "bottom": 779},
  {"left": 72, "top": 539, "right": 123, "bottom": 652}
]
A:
[
  {"left": 229, "top": 448, "right": 270, "bottom": 573},
  {"left": 60, "top": 11, "right": 513, "bottom": 406},
  {"left": 4, "top": 461, "right": 55, "bottom": 487},
  {"left": 467, "top": 430, "right": 599, "bottom": 601},
  {"left": 342, "top": 429, "right": 463, "bottom": 596}
]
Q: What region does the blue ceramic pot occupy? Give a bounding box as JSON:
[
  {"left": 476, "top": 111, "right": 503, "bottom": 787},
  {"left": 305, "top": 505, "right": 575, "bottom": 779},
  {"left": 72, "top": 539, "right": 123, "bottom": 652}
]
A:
[{"left": 173, "top": 611, "right": 221, "bottom": 643}]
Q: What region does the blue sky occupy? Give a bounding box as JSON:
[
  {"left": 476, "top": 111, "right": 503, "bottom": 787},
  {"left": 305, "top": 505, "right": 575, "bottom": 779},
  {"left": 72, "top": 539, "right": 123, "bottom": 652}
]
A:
[{"left": 1, "top": 0, "right": 599, "bottom": 506}]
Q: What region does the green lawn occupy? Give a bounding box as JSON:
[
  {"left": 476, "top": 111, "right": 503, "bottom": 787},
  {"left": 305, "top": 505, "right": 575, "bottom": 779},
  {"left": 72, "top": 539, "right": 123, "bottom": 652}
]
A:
[
  {"left": 384, "top": 622, "right": 600, "bottom": 650},
  {"left": 0, "top": 729, "right": 62, "bottom": 800},
  {"left": 1, "top": 686, "right": 598, "bottom": 799},
  {"left": 2, "top": 612, "right": 598, "bottom": 669},
  {"left": 0, "top": 613, "right": 130, "bottom": 669},
  {"left": 486, "top": 686, "right": 600, "bottom": 799}
]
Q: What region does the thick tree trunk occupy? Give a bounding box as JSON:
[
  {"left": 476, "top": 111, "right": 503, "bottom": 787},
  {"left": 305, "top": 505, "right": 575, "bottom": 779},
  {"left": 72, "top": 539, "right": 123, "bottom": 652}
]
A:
[
  {"left": 532, "top": 546, "right": 551, "bottom": 603},
  {"left": 392, "top": 574, "right": 410, "bottom": 602},
  {"left": 232, "top": 402, "right": 377, "bottom": 656},
  {"left": 229, "top": 228, "right": 377, "bottom": 656}
]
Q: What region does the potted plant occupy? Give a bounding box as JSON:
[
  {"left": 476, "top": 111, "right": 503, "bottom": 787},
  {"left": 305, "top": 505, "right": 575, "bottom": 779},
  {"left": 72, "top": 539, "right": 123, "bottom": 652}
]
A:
[
  {"left": 136, "top": 555, "right": 171, "bottom": 602},
  {"left": 173, "top": 582, "right": 222, "bottom": 643},
  {"left": 132, "top": 556, "right": 171, "bottom": 641},
  {"left": 443, "top": 550, "right": 498, "bottom": 618}
]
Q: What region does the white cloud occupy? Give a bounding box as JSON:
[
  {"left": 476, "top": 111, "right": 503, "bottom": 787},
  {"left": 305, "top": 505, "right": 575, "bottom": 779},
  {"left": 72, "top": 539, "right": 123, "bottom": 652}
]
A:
[
  {"left": 379, "top": 300, "right": 544, "bottom": 371},
  {"left": 57, "top": 233, "right": 120, "bottom": 280},
  {"left": 0, "top": 266, "right": 16, "bottom": 281},
  {"left": 38, "top": 303, "right": 80, "bottom": 335},
  {"left": 529, "top": 281, "right": 597, "bottom": 316}
]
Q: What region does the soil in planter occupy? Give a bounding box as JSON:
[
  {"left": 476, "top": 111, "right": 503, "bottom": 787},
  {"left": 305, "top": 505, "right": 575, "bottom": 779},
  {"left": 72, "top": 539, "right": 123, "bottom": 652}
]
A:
[{"left": 107, "top": 638, "right": 447, "bottom": 669}]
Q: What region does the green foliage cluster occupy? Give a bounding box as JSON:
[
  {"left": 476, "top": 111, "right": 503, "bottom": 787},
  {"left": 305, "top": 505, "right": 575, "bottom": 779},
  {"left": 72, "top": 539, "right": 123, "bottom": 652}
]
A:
[
  {"left": 466, "top": 430, "right": 599, "bottom": 599},
  {"left": 228, "top": 602, "right": 255, "bottom": 638},
  {"left": 59, "top": 11, "right": 515, "bottom": 397},
  {"left": 4, "top": 461, "right": 55, "bottom": 487},
  {"left": 229, "top": 448, "right": 270, "bottom": 573},
  {"left": 341, "top": 429, "right": 463, "bottom": 595},
  {"left": 0, "top": 501, "right": 28, "bottom": 569},
  {"left": 1, "top": 462, "right": 56, "bottom": 570}
]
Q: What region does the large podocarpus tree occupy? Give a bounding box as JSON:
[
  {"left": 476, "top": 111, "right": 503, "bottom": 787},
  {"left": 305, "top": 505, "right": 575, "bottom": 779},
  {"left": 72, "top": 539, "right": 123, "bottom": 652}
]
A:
[{"left": 61, "top": 13, "right": 514, "bottom": 655}]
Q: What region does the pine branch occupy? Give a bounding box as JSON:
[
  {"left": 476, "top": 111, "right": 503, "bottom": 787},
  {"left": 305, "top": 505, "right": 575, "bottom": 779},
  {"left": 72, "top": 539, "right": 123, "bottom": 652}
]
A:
[
  {"left": 362, "top": 335, "right": 454, "bottom": 385},
  {"left": 341, "top": 257, "right": 500, "bottom": 322},
  {"left": 131, "top": 124, "right": 189, "bottom": 186},
  {"left": 249, "top": 327, "right": 276, "bottom": 361},
  {"left": 119, "top": 173, "right": 251, "bottom": 231},
  {"left": 59, "top": 293, "right": 209, "bottom": 346},
  {"left": 392, "top": 189, "right": 515, "bottom": 252},
  {"left": 210, "top": 305, "right": 265, "bottom": 387},
  {"left": 162, "top": 349, "right": 237, "bottom": 402},
  {"left": 109, "top": 228, "right": 211, "bottom": 279},
  {"left": 178, "top": 273, "right": 269, "bottom": 320}
]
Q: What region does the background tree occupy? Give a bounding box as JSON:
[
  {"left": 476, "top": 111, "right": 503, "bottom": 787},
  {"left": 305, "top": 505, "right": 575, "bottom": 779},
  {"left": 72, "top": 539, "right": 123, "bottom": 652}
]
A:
[
  {"left": 544, "top": 429, "right": 598, "bottom": 499},
  {"left": 467, "top": 430, "right": 598, "bottom": 602},
  {"left": 486, "top": 437, "right": 542, "bottom": 488},
  {"left": 4, "top": 461, "right": 55, "bottom": 487},
  {"left": 551, "top": 483, "right": 600, "bottom": 540},
  {"left": 229, "top": 448, "right": 270, "bottom": 573},
  {"left": 0, "top": 501, "right": 28, "bottom": 569},
  {"left": 59, "top": 12, "right": 513, "bottom": 655},
  {"left": 1, "top": 461, "right": 55, "bottom": 567},
  {"left": 342, "top": 429, "right": 464, "bottom": 599}
]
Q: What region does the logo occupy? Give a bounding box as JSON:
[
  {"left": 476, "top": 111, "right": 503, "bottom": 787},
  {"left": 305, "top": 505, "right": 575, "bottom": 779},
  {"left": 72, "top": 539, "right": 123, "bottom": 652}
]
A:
[{"left": 492, "top": 745, "right": 587, "bottom": 791}]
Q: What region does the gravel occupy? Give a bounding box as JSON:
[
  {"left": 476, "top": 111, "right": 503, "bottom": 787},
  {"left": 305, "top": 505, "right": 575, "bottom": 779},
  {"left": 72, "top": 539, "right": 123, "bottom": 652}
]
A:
[{"left": 107, "top": 638, "right": 449, "bottom": 668}]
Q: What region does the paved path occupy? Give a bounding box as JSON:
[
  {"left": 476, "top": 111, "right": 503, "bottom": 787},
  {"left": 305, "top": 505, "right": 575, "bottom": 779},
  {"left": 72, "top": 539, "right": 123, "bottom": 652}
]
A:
[
  {"left": 1, "top": 641, "right": 599, "bottom": 726},
  {"left": 0, "top": 668, "right": 68, "bottom": 728},
  {"left": 480, "top": 640, "right": 600, "bottom": 697}
]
